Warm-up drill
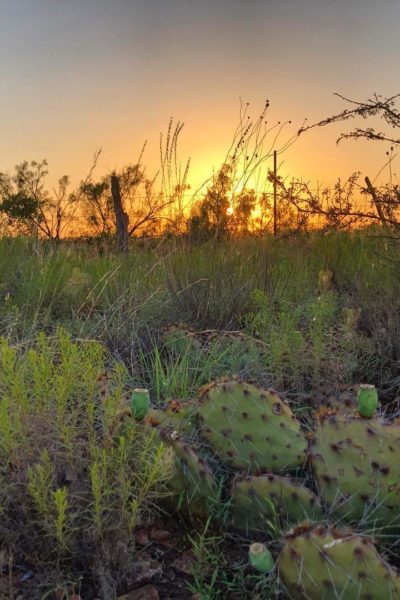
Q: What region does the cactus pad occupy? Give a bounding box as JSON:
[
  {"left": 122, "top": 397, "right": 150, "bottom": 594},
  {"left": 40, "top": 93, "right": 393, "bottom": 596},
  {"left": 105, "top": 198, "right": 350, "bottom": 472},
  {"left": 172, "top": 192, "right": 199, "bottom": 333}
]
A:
[
  {"left": 311, "top": 415, "right": 400, "bottom": 529},
  {"left": 163, "top": 324, "right": 202, "bottom": 356},
  {"left": 145, "top": 400, "right": 197, "bottom": 437},
  {"left": 230, "top": 474, "right": 322, "bottom": 533},
  {"left": 159, "top": 431, "right": 217, "bottom": 516},
  {"left": 199, "top": 380, "right": 307, "bottom": 473},
  {"left": 322, "top": 385, "right": 358, "bottom": 417},
  {"left": 279, "top": 524, "right": 400, "bottom": 599}
]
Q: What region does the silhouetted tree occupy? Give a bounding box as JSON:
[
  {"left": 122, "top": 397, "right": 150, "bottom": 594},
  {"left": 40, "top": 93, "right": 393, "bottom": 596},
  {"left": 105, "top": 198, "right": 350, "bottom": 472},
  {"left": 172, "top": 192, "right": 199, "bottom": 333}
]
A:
[
  {"left": 228, "top": 189, "right": 257, "bottom": 235},
  {"left": 188, "top": 99, "right": 299, "bottom": 239},
  {"left": 81, "top": 163, "right": 176, "bottom": 239},
  {"left": 80, "top": 180, "right": 112, "bottom": 235},
  {"left": 299, "top": 92, "right": 400, "bottom": 146},
  {"left": 81, "top": 120, "right": 190, "bottom": 240},
  {"left": 0, "top": 160, "right": 74, "bottom": 238},
  {"left": 188, "top": 164, "right": 231, "bottom": 240},
  {"left": 293, "top": 92, "right": 400, "bottom": 230},
  {"left": 268, "top": 172, "right": 400, "bottom": 230},
  {"left": 0, "top": 153, "right": 100, "bottom": 238}
]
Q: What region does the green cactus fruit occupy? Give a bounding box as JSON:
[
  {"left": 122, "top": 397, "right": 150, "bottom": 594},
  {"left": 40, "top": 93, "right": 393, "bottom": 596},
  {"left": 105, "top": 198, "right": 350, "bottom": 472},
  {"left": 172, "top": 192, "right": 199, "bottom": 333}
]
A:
[
  {"left": 163, "top": 324, "right": 202, "bottom": 356},
  {"left": 357, "top": 384, "right": 379, "bottom": 418},
  {"left": 279, "top": 524, "right": 400, "bottom": 600},
  {"left": 230, "top": 474, "right": 322, "bottom": 533},
  {"left": 131, "top": 388, "right": 150, "bottom": 420},
  {"left": 248, "top": 543, "right": 274, "bottom": 574},
  {"left": 159, "top": 431, "right": 217, "bottom": 516},
  {"left": 199, "top": 380, "right": 307, "bottom": 473},
  {"left": 312, "top": 415, "right": 400, "bottom": 530}
]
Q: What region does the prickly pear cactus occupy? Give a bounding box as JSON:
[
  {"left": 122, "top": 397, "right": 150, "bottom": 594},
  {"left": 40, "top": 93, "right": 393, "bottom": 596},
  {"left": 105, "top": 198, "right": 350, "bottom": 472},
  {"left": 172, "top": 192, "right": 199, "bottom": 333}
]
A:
[
  {"left": 311, "top": 415, "right": 400, "bottom": 529},
  {"left": 159, "top": 431, "right": 217, "bottom": 516},
  {"left": 322, "top": 384, "right": 358, "bottom": 417},
  {"left": 279, "top": 524, "right": 400, "bottom": 600},
  {"left": 163, "top": 324, "right": 202, "bottom": 356},
  {"left": 199, "top": 380, "right": 307, "bottom": 473},
  {"left": 145, "top": 400, "right": 197, "bottom": 437},
  {"left": 230, "top": 474, "right": 322, "bottom": 533}
]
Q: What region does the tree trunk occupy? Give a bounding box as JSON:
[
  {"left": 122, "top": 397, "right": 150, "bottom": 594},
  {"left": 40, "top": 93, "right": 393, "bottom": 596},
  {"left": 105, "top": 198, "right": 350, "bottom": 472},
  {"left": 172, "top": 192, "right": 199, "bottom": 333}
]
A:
[{"left": 111, "top": 173, "right": 129, "bottom": 253}]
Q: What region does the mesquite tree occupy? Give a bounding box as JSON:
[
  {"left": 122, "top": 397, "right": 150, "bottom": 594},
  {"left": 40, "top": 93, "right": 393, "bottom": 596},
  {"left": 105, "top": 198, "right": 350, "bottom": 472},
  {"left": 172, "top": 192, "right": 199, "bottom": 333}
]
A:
[{"left": 289, "top": 92, "right": 400, "bottom": 229}]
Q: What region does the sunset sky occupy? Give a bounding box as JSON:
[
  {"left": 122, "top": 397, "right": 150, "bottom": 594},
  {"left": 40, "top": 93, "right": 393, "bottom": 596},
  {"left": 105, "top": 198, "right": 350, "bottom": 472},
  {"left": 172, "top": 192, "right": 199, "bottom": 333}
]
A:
[{"left": 0, "top": 0, "right": 399, "bottom": 194}]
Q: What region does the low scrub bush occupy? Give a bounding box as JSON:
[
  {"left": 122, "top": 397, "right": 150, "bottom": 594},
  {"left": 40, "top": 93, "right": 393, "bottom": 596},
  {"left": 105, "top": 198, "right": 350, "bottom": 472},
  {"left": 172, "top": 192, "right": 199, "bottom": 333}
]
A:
[{"left": 0, "top": 330, "right": 167, "bottom": 598}]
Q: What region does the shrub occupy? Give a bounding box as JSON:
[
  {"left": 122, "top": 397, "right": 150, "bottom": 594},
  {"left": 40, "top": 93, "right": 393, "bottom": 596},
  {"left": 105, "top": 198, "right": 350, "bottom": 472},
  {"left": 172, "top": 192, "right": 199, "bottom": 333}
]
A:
[{"left": 0, "top": 329, "right": 167, "bottom": 598}]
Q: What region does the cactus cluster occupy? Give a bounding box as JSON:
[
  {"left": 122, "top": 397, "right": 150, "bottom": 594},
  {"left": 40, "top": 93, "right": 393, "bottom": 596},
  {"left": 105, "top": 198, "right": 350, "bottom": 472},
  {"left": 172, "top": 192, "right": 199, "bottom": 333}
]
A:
[
  {"left": 130, "top": 370, "right": 400, "bottom": 598},
  {"left": 163, "top": 324, "right": 202, "bottom": 356},
  {"left": 163, "top": 323, "right": 263, "bottom": 358}
]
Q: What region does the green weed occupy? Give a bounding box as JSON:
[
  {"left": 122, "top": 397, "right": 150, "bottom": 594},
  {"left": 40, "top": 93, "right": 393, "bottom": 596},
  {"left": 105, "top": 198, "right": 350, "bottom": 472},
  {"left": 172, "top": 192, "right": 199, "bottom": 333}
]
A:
[{"left": 0, "top": 329, "right": 168, "bottom": 597}]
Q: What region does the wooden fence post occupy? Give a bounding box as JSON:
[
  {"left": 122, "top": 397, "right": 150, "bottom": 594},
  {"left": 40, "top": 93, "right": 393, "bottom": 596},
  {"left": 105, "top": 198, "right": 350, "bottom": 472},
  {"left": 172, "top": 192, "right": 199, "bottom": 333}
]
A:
[
  {"left": 273, "top": 150, "right": 278, "bottom": 236},
  {"left": 365, "top": 176, "right": 387, "bottom": 228},
  {"left": 111, "top": 173, "right": 129, "bottom": 253}
]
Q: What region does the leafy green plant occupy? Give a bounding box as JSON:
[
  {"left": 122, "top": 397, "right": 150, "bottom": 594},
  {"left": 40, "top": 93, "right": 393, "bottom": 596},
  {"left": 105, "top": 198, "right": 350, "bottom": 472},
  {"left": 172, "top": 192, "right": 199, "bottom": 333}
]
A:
[{"left": 0, "top": 329, "right": 168, "bottom": 597}]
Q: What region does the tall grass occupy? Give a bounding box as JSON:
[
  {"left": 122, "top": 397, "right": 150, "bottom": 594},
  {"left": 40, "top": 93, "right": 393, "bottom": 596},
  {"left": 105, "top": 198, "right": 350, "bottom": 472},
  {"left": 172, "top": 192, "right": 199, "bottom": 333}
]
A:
[{"left": 1, "top": 231, "right": 400, "bottom": 395}]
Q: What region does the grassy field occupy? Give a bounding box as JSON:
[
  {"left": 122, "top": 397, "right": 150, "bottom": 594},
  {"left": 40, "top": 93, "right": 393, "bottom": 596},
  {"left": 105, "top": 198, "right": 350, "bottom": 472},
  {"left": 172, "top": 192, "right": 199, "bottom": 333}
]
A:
[{"left": 1, "top": 230, "right": 400, "bottom": 599}]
